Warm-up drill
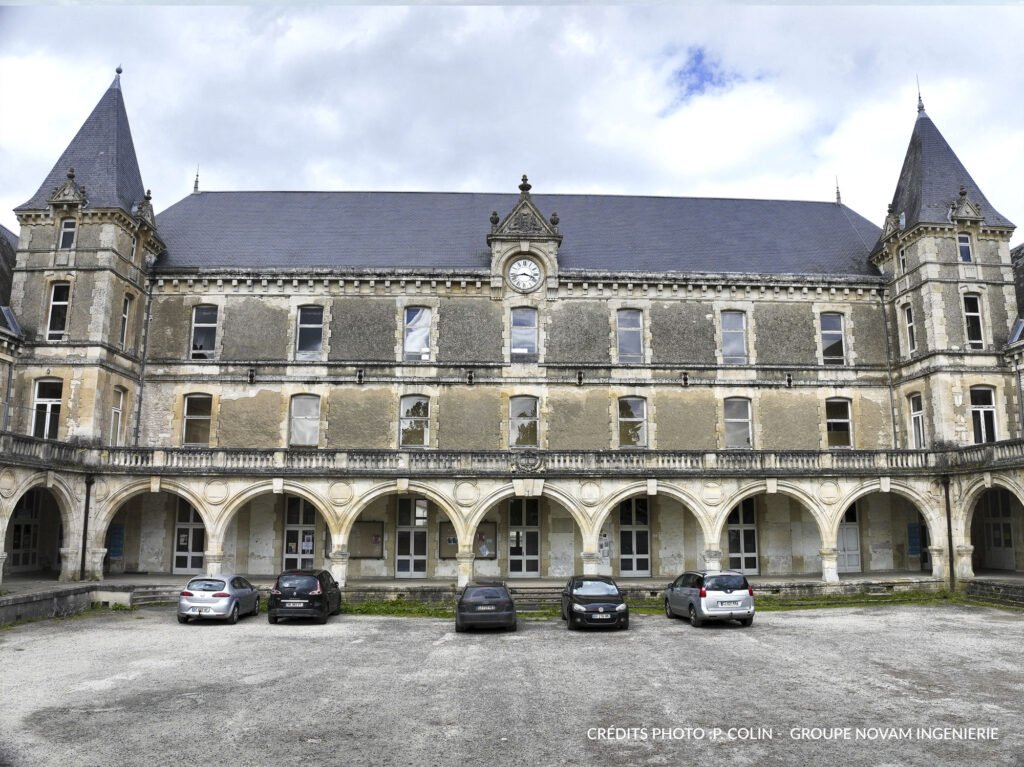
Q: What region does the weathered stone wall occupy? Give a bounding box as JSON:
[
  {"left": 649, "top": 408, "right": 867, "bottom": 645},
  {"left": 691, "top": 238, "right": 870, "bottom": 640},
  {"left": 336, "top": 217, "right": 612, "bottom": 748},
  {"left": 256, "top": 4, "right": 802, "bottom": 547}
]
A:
[
  {"left": 221, "top": 298, "right": 290, "bottom": 361},
  {"left": 654, "top": 389, "right": 717, "bottom": 450},
  {"left": 329, "top": 298, "right": 396, "bottom": 362},
  {"left": 437, "top": 387, "right": 501, "bottom": 450},
  {"left": 650, "top": 303, "right": 715, "bottom": 364},
  {"left": 546, "top": 389, "right": 610, "bottom": 449},
  {"left": 437, "top": 298, "right": 503, "bottom": 363},
  {"left": 754, "top": 303, "right": 817, "bottom": 366},
  {"left": 545, "top": 301, "right": 610, "bottom": 364}
]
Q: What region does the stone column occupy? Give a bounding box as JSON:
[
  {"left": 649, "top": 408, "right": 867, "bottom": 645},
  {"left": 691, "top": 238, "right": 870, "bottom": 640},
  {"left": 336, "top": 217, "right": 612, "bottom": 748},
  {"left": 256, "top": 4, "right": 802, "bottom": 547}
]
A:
[
  {"left": 582, "top": 551, "right": 601, "bottom": 576},
  {"left": 456, "top": 552, "right": 476, "bottom": 588},
  {"left": 927, "top": 546, "right": 949, "bottom": 583},
  {"left": 204, "top": 552, "right": 225, "bottom": 577},
  {"left": 819, "top": 548, "right": 839, "bottom": 584},
  {"left": 85, "top": 547, "right": 107, "bottom": 581},
  {"left": 0, "top": 552, "right": 7, "bottom": 586},
  {"left": 702, "top": 549, "right": 723, "bottom": 572},
  {"left": 59, "top": 547, "right": 80, "bottom": 582},
  {"left": 954, "top": 545, "right": 975, "bottom": 582},
  {"left": 326, "top": 550, "right": 349, "bottom": 587}
]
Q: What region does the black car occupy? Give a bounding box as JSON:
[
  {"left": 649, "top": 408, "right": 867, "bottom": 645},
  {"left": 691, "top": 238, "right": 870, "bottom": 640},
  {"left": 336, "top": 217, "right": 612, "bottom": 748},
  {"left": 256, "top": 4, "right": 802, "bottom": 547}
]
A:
[
  {"left": 267, "top": 569, "right": 342, "bottom": 624},
  {"left": 561, "top": 575, "right": 629, "bottom": 630},
  {"left": 455, "top": 582, "right": 517, "bottom": 632}
]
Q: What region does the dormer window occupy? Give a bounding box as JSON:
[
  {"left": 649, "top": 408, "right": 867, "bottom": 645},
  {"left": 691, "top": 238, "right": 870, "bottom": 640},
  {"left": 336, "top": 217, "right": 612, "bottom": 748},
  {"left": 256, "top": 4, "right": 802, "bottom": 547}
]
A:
[
  {"left": 957, "top": 233, "right": 973, "bottom": 263},
  {"left": 58, "top": 218, "right": 77, "bottom": 250}
]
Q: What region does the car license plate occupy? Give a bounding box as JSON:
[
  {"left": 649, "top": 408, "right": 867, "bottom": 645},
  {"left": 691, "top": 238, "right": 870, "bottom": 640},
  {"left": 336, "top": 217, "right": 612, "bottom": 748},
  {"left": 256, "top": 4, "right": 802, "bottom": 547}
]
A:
[
  {"left": 477, "top": 605, "right": 496, "bottom": 611},
  {"left": 592, "top": 613, "right": 612, "bottom": 620},
  {"left": 718, "top": 600, "right": 739, "bottom": 607},
  {"left": 283, "top": 601, "right": 305, "bottom": 607}
]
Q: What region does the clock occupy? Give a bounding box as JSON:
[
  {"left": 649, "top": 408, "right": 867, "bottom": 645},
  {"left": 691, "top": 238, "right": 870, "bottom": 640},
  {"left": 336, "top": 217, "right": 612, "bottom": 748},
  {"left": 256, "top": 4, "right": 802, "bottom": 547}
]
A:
[{"left": 507, "top": 258, "right": 542, "bottom": 292}]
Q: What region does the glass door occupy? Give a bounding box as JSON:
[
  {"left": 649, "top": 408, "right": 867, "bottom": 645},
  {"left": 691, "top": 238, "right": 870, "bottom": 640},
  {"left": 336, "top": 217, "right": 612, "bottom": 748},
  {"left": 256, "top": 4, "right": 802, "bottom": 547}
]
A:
[
  {"left": 727, "top": 499, "right": 759, "bottom": 575},
  {"left": 396, "top": 498, "right": 428, "bottom": 578},
  {"left": 173, "top": 500, "right": 205, "bottom": 574},
  {"left": 837, "top": 505, "right": 862, "bottom": 573},
  {"left": 508, "top": 499, "right": 540, "bottom": 576},
  {"left": 284, "top": 496, "right": 316, "bottom": 570},
  {"left": 618, "top": 498, "right": 651, "bottom": 577}
]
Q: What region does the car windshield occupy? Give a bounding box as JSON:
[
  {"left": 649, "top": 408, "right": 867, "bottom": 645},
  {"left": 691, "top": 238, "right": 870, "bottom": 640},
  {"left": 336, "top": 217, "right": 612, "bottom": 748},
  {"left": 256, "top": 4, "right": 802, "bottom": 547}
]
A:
[
  {"left": 705, "top": 575, "right": 747, "bottom": 591},
  {"left": 187, "top": 579, "right": 225, "bottom": 591},
  {"left": 278, "top": 575, "right": 318, "bottom": 591},
  {"left": 573, "top": 580, "right": 619, "bottom": 597},
  {"left": 464, "top": 587, "right": 506, "bottom": 600}
]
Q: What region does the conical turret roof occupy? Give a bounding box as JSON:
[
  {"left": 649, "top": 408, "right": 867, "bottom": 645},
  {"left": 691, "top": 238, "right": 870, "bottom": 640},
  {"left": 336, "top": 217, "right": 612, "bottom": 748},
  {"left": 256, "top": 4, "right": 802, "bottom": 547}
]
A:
[
  {"left": 17, "top": 70, "right": 146, "bottom": 217},
  {"left": 885, "top": 104, "right": 1013, "bottom": 233}
]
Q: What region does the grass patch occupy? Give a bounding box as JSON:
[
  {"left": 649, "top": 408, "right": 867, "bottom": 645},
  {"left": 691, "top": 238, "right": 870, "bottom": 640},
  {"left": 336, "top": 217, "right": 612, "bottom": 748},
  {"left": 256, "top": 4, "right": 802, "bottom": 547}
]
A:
[
  {"left": 754, "top": 590, "right": 957, "bottom": 612},
  {"left": 342, "top": 598, "right": 453, "bottom": 619}
]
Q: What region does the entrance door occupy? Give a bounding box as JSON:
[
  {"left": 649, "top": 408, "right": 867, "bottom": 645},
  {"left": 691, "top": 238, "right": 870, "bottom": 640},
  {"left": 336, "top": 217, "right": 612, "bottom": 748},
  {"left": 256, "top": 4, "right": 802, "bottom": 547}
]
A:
[
  {"left": 508, "top": 499, "right": 540, "bottom": 577},
  {"left": 982, "top": 489, "right": 1015, "bottom": 570},
  {"left": 618, "top": 498, "right": 651, "bottom": 577},
  {"left": 283, "top": 496, "right": 317, "bottom": 571},
  {"left": 837, "top": 505, "right": 862, "bottom": 573},
  {"left": 727, "top": 499, "right": 759, "bottom": 575},
  {"left": 396, "top": 498, "right": 428, "bottom": 578},
  {"left": 9, "top": 492, "right": 40, "bottom": 572},
  {"left": 173, "top": 500, "right": 205, "bottom": 574}
]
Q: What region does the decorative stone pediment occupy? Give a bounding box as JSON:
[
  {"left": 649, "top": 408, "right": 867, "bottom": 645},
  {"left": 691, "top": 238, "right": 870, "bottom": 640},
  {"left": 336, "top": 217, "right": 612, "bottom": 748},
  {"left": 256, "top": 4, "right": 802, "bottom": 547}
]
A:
[
  {"left": 487, "top": 175, "right": 562, "bottom": 246},
  {"left": 136, "top": 189, "right": 156, "bottom": 227},
  {"left": 881, "top": 204, "right": 900, "bottom": 240},
  {"left": 949, "top": 185, "right": 983, "bottom": 223},
  {"left": 47, "top": 168, "right": 87, "bottom": 208}
]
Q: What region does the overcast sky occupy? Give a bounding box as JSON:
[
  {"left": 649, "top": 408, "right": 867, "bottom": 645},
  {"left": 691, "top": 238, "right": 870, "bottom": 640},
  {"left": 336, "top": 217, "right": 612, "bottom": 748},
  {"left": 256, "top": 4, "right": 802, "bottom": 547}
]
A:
[{"left": 1, "top": 6, "right": 1023, "bottom": 247}]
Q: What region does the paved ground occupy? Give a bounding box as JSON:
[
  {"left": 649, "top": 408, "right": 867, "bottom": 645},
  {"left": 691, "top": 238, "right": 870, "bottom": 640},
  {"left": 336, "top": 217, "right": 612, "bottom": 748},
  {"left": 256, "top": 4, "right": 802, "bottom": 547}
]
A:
[{"left": 0, "top": 604, "right": 1021, "bottom": 767}]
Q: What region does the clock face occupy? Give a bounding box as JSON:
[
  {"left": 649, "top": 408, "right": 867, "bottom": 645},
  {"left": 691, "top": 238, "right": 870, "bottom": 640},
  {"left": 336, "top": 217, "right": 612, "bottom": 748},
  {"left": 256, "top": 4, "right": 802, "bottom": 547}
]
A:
[{"left": 508, "top": 258, "right": 542, "bottom": 291}]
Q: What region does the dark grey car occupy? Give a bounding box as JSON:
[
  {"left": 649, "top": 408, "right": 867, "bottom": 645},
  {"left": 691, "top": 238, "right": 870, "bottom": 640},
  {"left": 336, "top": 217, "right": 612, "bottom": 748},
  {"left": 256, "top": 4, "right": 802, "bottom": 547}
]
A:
[{"left": 664, "top": 570, "right": 755, "bottom": 627}]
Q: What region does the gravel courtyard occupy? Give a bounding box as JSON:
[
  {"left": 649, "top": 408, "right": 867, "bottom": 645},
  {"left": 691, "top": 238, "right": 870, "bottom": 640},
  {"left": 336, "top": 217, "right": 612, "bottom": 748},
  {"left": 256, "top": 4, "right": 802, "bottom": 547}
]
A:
[{"left": 0, "top": 604, "right": 1021, "bottom": 767}]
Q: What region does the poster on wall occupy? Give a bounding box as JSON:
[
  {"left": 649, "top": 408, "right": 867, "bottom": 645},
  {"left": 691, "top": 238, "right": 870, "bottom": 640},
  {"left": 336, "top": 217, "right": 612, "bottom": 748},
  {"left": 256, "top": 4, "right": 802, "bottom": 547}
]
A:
[
  {"left": 349, "top": 521, "right": 385, "bottom": 559},
  {"left": 439, "top": 521, "right": 497, "bottom": 559}
]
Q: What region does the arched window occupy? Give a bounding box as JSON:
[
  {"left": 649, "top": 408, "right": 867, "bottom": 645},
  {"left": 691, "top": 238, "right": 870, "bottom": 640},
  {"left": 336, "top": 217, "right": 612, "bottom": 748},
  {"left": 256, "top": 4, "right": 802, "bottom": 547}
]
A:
[
  {"left": 400, "top": 395, "right": 430, "bottom": 448},
  {"left": 289, "top": 395, "right": 321, "bottom": 447},
  {"left": 618, "top": 397, "right": 647, "bottom": 448},
  {"left": 182, "top": 393, "right": 213, "bottom": 446},
  {"left": 509, "top": 396, "right": 539, "bottom": 448},
  {"left": 825, "top": 398, "right": 852, "bottom": 448},
  {"left": 724, "top": 397, "right": 752, "bottom": 449},
  {"left": 970, "top": 387, "right": 996, "bottom": 444}
]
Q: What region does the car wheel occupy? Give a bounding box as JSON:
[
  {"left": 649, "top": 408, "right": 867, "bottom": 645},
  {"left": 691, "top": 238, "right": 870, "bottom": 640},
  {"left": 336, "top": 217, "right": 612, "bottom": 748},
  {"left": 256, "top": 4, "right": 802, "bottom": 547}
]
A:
[
  {"left": 228, "top": 603, "right": 239, "bottom": 625},
  {"left": 740, "top": 616, "right": 754, "bottom": 627},
  {"left": 664, "top": 600, "right": 675, "bottom": 619},
  {"left": 318, "top": 608, "right": 329, "bottom": 625},
  {"left": 331, "top": 597, "right": 342, "bottom": 616},
  {"left": 251, "top": 597, "right": 260, "bottom": 617},
  {"left": 508, "top": 621, "right": 517, "bottom": 632},
  {"left": 177, "top": 615, "right": 189, "bottom": 624},
  {"left": 688, "top": 605, "right": 703, "bottom": 628},
  {"left": 567, "top": 616, "right": 577, "bottom": 631},
  {"left": 268, "top": 613, "right": 278, "bottom": 625},
  {"left": 620, "top": 616, "right": 629, "bottom": 630},
  {"left": 455, "top": 619, "right": 466, "bottom": 633}
]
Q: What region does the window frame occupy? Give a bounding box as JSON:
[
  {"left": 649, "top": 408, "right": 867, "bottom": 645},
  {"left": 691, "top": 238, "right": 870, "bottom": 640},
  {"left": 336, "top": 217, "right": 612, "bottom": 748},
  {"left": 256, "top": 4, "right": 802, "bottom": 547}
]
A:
[
  {"left": 970, "top": 387, "right": 997, "bottom": 444},
  {"left": 510, "top": 307, "right": 539, "bottom": 361},
  {"left": 119, "top": 294, "right": 133, "bottom": 351},
  {"left": 32, "top": 379, "right": 63, "bottom": 440},
  {"left": 46, "top": 282, "right": 71, "bottom": 342},
  {"left": 110, "top": 387, "right": 126, "bottom": 447},
  {"left": 825, "top": 397, "right": 853, "bottom": 449},
  {"left": 182, "top": 393, "right": 213, "bottom": 447},
  {"left": 963, "top": 294, "right": 984, "bottom": 351},
  {"left": 721, "top": 311, "right": 748, "bottom": 365},
  {"left": 58, "top": 218, "right": 77, "bottom": 250},
  {"left": 289, "top": 394, "right": 321, "bottom": 447},
  {"left": 724, "top": 397, "right": 753, "bottom": 449},
  {"left": 509, "top": 395, "right": 539, "bottom": 448},
  {"left": 617, "top": 396, "right": 648, "bottom": 448},
  {"left": 820, "top": 312, "right": 846, "bottom": 365},
  {"left": 903, "top": 304, "right": 916, "bottom": 354},
  {"left": 909, "top": 393, "right": 925, "bottom": 449},
  {"left": 189, "top": 305, "right": 219, "bottom": 361},
  {"left": 898, "top": 247, "right": 907, "bottom": 273},
  {"left": 957, "top": 233, "right": 973, "bottom": 263},
  {"left": 399, "top": 394, "right": 430, "bottom": 448},
  {"left": 616, "top": 309, "right": 644, "bottom": 365},
  {"left": 295, "top": 305, "right": 325, "bottom": 361},
  {"left": 403, "top": 307, "right": 432, "bottom": 362}
]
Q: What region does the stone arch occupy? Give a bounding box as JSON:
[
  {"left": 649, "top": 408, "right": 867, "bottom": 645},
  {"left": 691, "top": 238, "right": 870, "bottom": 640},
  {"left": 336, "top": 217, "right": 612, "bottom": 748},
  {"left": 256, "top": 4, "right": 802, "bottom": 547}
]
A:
[
  {"left": 3, "top": 471, "right": 80, "bottom": 539},
  {"left": 467, "top": 482, "right": 592, "bottom": 543},
  {"left": 217, "top": 481, "right": 336, "bottom": 541},
  {"left": 90, "top": 478, "right": 212, "bottom": 550},
  {"left": 834, "top": 480, "right": 944, "bottom": 543},
  {"left": 714, "top": 480, "right": 830, "bottom": 544},
  {"left": 958, "top": 473, "right": 1024, "bottom": 546},
  {"left": 343, "top": 481, "right": 466, "bottom": 544},
  {"left": 592, "top": 481, "right": 715, "bottom": 543}
]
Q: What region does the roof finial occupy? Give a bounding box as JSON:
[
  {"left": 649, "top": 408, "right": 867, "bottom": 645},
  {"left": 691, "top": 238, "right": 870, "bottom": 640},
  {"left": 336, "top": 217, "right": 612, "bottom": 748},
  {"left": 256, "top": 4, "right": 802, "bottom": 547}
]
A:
[
  {"left": 835, "top": 177, "right": 842, "bottom": 205},
  {"left": 519, "top": 174, "right": 531, "bottom": 198},
  {"left": 193, "top": 165, "right": 200, "bottom": 194},
  {"left": 116, "top": 65, "right": 123, "bottom": 76},
  {"left": 916, "top": 75, "right": 925, "bottom": 114}
]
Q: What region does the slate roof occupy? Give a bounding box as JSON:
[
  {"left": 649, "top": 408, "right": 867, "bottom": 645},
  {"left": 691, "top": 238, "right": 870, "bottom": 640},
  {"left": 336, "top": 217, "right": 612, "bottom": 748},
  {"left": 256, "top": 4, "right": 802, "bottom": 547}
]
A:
[
  {"left": 0, "top": 224, "right": 16, "bottom": 251},
  {"left": 0, "top": 223, "right": 16, "bottom": 306},
  {"left": 155, "top": 191, "right": 882, "bottom": 278},
  {"left": 882, "top": 106, "right": 1013, "bottom": 243},
  {"left": 17, "top": 73, "right": 146, "bottom": 217}
]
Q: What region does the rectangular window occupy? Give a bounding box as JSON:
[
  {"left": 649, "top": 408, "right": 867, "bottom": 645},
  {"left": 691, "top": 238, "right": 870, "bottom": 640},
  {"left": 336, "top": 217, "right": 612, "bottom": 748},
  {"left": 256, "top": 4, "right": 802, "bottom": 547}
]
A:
[
  {"left": 289, "top": 395, "right": 320, "bottom": 447},
  {"left": 618, "top": 397, "right": 647, "bottom": 448},
  {"left": 898, "top": 247, "right": 907, "bottom": 273},
  {"left": 32, "top": 380, "right": 63, "bottom": 440},
  {"left": 958, "top": 233, "right": 973, "bottom": 263},
  {"left": 182, "top": 394, "right": 213, "bottom": 446},
  {"left": 826, "top": 398, "right": 852, "bottom": 448},
  {"left": 970, "top": 388, "right": 996, "bottom": 444},
  {"left": 190, "top": 305, "right": 218, "bottom": 360},
  {"left": 909, "top": 393, "right": 925, "bottom": 449},
  {"left": 400, "top": 395, "right": 430, "bottom": 448},
  {"left": 821, "top": 313, "right": 845, "bottom": 365},
  {"left": 511, "top": 307, "right": 538, "bottom": 360},
  {"left": 724, "top": 398, "right": 752, "bottom": 448},
  {"left": 47, "top": 282, "right": 70, "bottom": 342},
  {"left": 616, "top": 309, "right": 643, "bottom": 364},
  {"left": 296, "top": 306, "right": 324, "bottom": 360},
  {"left": 721, "top": 311, "right": 747, "bottom": 364},
  {"left": 110, "top": 388, "right": 125, "bottom": 447},
  {"left": 963, "top": 295, "right": 984, "bottom": 350},
  {"left": 403, "top": 307, "right": 432, "bottom": 361},
  {"left": 904, "top": 305, "right": 916, "bottom": 354},
  {"left": 509, "top": 396, "right": 539, "bottom": 448},
  {"left": 58, "top": 218, "right": 76, "bottom": 250},
  {"left": 119, "top": 295, "right": 132, "bottom": 351}
]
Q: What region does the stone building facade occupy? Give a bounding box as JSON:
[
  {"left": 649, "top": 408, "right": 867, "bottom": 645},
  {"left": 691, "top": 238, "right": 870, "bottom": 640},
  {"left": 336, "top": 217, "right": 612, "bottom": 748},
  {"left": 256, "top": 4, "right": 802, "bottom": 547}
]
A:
[{"left": 1, "top": 73, "right": 1023, "bottom": 589}]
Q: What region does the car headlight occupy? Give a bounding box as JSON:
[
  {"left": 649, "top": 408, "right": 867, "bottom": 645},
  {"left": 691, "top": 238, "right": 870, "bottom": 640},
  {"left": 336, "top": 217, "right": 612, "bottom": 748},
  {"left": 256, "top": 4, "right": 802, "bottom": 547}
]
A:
[
  {"left": 615, "top": 603, "right": 627, "bottom": 612},
  {"left": 572, "top": 603, "right": 587, "bottom": 613}
]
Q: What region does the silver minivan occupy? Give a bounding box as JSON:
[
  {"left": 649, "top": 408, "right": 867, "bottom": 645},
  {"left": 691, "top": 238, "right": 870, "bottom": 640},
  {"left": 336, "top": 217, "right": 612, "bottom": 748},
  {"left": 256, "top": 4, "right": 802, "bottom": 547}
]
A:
[{"left": 664, "top": 570, "right": 755, "bottom": 627}]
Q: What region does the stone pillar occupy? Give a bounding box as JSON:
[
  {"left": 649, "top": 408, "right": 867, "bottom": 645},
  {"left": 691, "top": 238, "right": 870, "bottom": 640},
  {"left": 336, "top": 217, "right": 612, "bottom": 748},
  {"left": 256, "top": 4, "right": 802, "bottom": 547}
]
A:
[
  {"left": 582, "top": 551, "right": 601, "bottom": 576},
  {"left": 326, "top": 550, "right": 349, "bottom": 587},
  {"left": 204, "top": 552, "right": 225, "bottom": 577},
  {"left": 0, "top": 552, "right": 7, "bottom": 586},
  {"left": 59, "top": 547, "right": 80, "bottom": 582},
  {"left": 456, "top": 552, "right": 475, "bottom": 588},
  {"left": 927, "top": 546, "right": 949, "bottom": 583},
  {"left": 819, "top": 548, "right": 839, "bottom": 585},
  {"left": 85, "top": 547, "right": 107, "bottom": 581},
  {"left": 702, "top": 549, "right": 723, "bottom": 572},
  {"left": 954, "top": 545, "right": 975, "bottom": 582}
]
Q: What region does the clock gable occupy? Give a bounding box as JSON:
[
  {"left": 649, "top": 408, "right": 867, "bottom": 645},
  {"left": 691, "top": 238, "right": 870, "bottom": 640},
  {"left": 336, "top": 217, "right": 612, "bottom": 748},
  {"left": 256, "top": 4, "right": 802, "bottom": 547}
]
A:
[{"left": 488, "top": 175, "right": 561, "bottom": 298}]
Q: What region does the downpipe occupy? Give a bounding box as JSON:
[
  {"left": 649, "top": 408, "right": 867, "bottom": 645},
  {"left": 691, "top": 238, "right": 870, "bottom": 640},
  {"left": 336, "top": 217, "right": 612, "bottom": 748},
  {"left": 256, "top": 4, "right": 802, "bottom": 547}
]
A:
[
  {"left": 79, "top": 474, "right": 95, "bottom": 580},
  {"left": 942, "top": 475, "right": 955, "bottom": 591}
]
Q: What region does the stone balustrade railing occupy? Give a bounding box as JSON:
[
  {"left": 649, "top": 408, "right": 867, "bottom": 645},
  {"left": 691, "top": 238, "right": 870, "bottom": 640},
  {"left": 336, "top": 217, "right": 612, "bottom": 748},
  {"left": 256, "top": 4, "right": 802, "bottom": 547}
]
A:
[{"left": 0, "top": 431, "right": 1012, "bottom": 478}]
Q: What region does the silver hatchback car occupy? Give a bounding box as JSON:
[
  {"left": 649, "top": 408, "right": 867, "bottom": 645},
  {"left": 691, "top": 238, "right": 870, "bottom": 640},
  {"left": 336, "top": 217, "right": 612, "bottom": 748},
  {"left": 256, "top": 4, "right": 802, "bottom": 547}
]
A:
[
  {"left": 178, "top": 574, "right": 260, "bottom": 624},
  {"left": 664, "top": 570, "right": 755, "bottom": 627}
]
